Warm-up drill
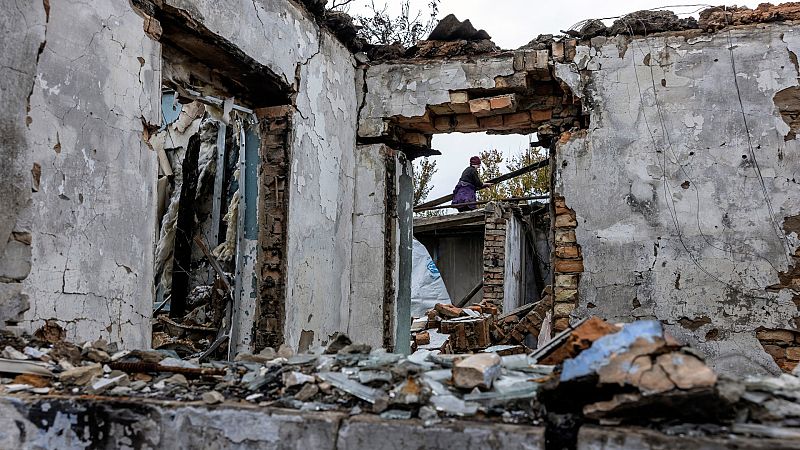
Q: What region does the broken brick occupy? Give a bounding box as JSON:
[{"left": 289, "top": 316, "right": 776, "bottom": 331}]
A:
[
  {"left": 539, "top": 317, "right": 620, "bottom": 365},
  {"left": 435, "top": 303, "right": 463, "bottom": 319},
  {"left": 555, "top": 259, "right": 584, "bottom": 273},
  {"left": 415, "top": 331, "right": 431, "bottom": 346},
  {"left": 555, "top": 213, "right": 578, "bottom": 228}
]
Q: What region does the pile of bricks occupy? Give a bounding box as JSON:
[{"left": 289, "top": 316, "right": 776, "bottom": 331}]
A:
[
  {"left": 552, "top": 195, "right": 583, "bottom": 333},
  {"left": 414, "top": 303, "right": 498, "bottom": 353},
  {"left": 412, "top": 288, "right": 554, "bottom": 354},
  {"left": 756, "top": 328, "right": 800, "bottom": 372},
  {"left": 499, "top": 288, "right": 554, "bottom": 345}
]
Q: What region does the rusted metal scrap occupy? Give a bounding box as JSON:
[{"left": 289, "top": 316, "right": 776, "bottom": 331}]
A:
[{"left": 108, "top": 362, "right": 226, "bottom": 378}]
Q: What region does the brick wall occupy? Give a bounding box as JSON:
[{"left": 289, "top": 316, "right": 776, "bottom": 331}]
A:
[
  {"left": 482, "top": 202, "right": 510, "bottom": 311},
  {"left": 756, "top": 328, "right": 800, "bottom": 373},
  {"left": 252, "top": 106, "right": 292, "bottom": 351},
  {"left": 552, "top": 196, "right": 584, "bottom": 333}
]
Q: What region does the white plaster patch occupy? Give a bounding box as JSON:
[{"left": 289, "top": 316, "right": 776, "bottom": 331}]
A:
[
  {"left": 756, "top": 69, "right": 781, "bottom": 93},
  {"left": 682, "top": 113, "right": 704, "bottom": 129},
  {"left": 80, "top": 148, "right": 96, "bottom": 173}
]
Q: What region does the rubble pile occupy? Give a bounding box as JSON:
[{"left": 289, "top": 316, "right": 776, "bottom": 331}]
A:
[
  {"left": 558, "top": 4, "right": 800, "bottom": 41},
  {"left": 407, "top": 14, "right": 499, "bottom": 59},
  {"left": 152, "top": 283, "right": 229, "bottom": 358},
  {"left": 699, "top": 3, "right": 800, "bottom": 31},
  {"left": 2, "top": 318, "right": 800, "bottom": 441},
  {"left": 0, "top": 326, "right": 550, "bottom": 424},
  {"left": 412, "top": 290, "right": 554, "bottom": 353}
]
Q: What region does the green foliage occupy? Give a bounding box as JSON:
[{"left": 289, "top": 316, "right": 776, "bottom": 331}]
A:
[
  {"left": 477, "top": 146, "right": 549, "bottom": 201},
  {"left": 476, "top": 149, "right": 504, "bottom": 202}
]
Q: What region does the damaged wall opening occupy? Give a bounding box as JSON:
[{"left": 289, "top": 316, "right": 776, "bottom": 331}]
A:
[
  {"left": 361, "top": 51, "right": 590, "bottom": 353},
  {"left": 413, "top": 132, "right": 552, "bottom": 349},
  {"left": 148, "top": 14, "right": 292, "bottom": 360}
]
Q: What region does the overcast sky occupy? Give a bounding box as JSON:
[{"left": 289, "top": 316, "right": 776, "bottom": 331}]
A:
[{"left": 347, "top": 0, "right": 761, "bottom": 199}]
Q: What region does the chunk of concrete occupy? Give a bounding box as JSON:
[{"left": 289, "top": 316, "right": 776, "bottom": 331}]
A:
[
  {"left": 427, "top": 14, "right": 492, "bottom": 41},
  {"left": 0, "top": 283, "right": 29, "bottom": 325},
  {"left": 453, "top": 353, "right": 501, "bottom": 390},
  {"left": 202, "top": 390, "right": 225, "bottom": 405},
  {"left": 655, "top": 353, "right": 717, "bottom": 390},
  {"left": 59, "top": 363, "right": 103, "bottom": 386},
  {"left": 283, "top": 371, "right": 315, "bottom": 388}
]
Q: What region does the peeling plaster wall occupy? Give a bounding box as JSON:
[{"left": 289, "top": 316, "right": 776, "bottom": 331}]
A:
[
  {"left": 7, "top": 0, "right": 374, "bottom": 351},
  {"left": 349, "top": 144, "right": 390, "bottom": 348},
  {"left": 17, "top": 0, "right": 161, "bottom": 348},
  {"left": 0, "top": 0, "right": 45, "bottom": 326},
  {"left": 286, "top": 31, "right": 359, "bottom": 351},
  {"left": 555, "top": 26, "right": 800, "bottom": 375},
  {"left": 161, "top": 0, "right": 363, "bottom": 351}
]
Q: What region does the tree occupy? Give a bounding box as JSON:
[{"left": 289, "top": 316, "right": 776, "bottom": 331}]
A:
[
  {"left": 504, "top": 146, "right": 550, "bottom": 197},
  {"left": 477, "top": 146, "right": 550, "bottom": 202},
  {"left": 413, "top": 157, "right": 437, "bottom": 206},
  {"left": 476, "top": 148, "right": 504, "bottom": 202},
  {"left": 335, "top": 0, "right": 441, "bottom": 47}
]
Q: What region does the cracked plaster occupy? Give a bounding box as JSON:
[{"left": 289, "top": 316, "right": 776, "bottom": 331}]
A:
[
  {"left": 158, "top": 0, "right": 378, "bottom": 352},
  {"left": 555, "top": 28, "right": 800, "bottom": 376},
  {"left": 15, "top": 0, "right": 159, "bottom": 347},
  {"left": 5, "top": 0, "right": 394, "bottom": 352}
]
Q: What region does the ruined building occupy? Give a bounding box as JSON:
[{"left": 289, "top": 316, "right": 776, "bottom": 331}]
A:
[{"left": 3, "top": 1, "right": 800, "bottom": 445}]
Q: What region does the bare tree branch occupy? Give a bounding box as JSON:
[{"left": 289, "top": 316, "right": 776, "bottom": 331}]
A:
[
  {"left": 329, "top": 0, "right": 356, "bottom": 11},
  {"left": 353, "top": 0, "right": 441, "bottom": 47}
]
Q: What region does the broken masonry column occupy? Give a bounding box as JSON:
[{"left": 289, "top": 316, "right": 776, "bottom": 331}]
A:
[
  {"left": 482, "top": 202, "right": 509, "bottom": 312},
  {"left": 252, "top": 106, "right": 293, "bottom": 353},
  {"left": 552, "top": 195, "right": 583, "bottom": 333}
]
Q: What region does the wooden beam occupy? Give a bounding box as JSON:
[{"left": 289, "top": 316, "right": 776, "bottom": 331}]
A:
[
  {"left": 414, "top": 158, "right": 550, "bottom": 210},
  {"left": 414, "top": 195, "right": 548, "bottom": 213},
  {"left": 455, "top": 281, "right": 484, "bottom": 308},
  {"left": 413, "top": 209, "right": 486, "bottom": 233}
]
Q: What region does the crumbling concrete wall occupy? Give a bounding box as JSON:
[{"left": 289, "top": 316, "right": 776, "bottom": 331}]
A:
[
  {"left": 284, "top": 31, "right": 360, "bottom": 352},
  {"left": 0, "top": 0, "right": 46, "bottom": 328},
  {"left": 359, "top": 57, "right": 516, "bottom": 137},
  {"left": 0, "top": 396, "right": 547, "bottom": 450},
  {"left": 348, "top": 144, "right": 412, "bottom": 352},
  {"left": 7, "top": 0, "right": 389, "bottom": 352},
  {"left": 142, "top": 0, "right": 373, "bottom": 352},
  {"left": 17, "top": 0, "right": 161, "bottom": 348},
  {"left": 555, "top": 26, "right": 800, "bottom": 375}
]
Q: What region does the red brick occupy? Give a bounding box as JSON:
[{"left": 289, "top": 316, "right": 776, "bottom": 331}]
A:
[
  {"left": 479, "top": 115, "right": 504, "bottom": 129},
  {"left": 503, "top": 111, "right": 532, "bottom": 127},
  {"left": 435, "top": 303, "right": 463, "bottom": 319},
  {"left": 555, "top": 259, "right": 584, "bottom": 273},
  {"left": 531, "top": 109, "right": 553, "bottom": 122},
  {"left": 757, "top": 329, "right": 796, "bottom": 344},
  {"left": 555, "top": 245, "right": 581, "bottom": 259},
  {"left": 555, "top": 214, "right": 577, "bottom": 228},
  {"left": 763, "top": 344, "right": 786, "bottom": 360}
]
